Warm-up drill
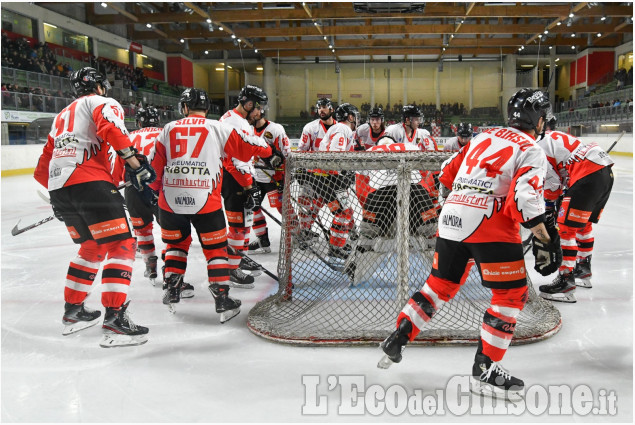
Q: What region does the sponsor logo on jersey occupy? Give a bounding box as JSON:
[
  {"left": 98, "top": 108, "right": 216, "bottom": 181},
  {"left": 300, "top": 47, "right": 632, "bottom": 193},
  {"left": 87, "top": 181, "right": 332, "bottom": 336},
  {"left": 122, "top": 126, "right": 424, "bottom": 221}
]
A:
[
  {"left": 200, "top": 229, "right": 226, "bottom": 244},
  {"left": 481, "top": 260, "right": 526, "bottom": 282},
  {"left": 49, "top": 168, "right": 62, "bottom": 178},
  {"left": 174, "top": 192, "right": 196, "bottom": 206},
  {"left": 567, "top": 208, "right": 591, "bottom": 223},
  {"left": 53, "top": 146, "right": 77, "bottom": 159},
  {"left": 88, "top": 218, "right": 128, "bottom": 239},
  {"left": 445, "top": 193, "right": 489, "bottom": 209},
  {"left": 441, "top": 214, "right": 463, "bottom": 228},
  {"left": 161, "top": 229, "right": 182, "bottom": 240},
  {"left": 265, "top": 131, "right": 273, "bottom": 139},
  {"left": 54, "top": 132, "right": 78, "bottom": 148}
]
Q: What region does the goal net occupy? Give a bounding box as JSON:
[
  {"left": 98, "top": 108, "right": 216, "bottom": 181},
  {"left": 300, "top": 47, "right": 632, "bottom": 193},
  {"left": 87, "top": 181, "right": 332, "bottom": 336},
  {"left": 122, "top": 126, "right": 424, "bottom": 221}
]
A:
[{"left": 247, "top": 151, "right": 562, "bottom": 346}]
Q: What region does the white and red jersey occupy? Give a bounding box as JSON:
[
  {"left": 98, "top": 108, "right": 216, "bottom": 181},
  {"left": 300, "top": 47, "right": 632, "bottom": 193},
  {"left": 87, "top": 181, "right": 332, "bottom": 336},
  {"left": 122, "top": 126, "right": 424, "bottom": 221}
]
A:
[
  {"left": 385, "top": 123, "right": 438, "bottom": 151},
  {"left": 319, "top": 122, "right": 355, "bottom": 152},
  {"left": 149, "top": 116, "right": 272, "bottom": 215},
  {"left": 219, "top": 108, "right": 266, "bottom": 186},
  {"left": 356, "top": 123, "right": 385, "bottom": 150},
  {"left": 438, "top": 126, "right": 548, "bottom": 243},
  {"left": 253, "top": 119, "right": 291, "bottom": 184},
  {"left": 537, "top": 130, "right": 614, "bottom": 201},
  {"left": 34, "top": 94, "right": 131, "bottom": 190},
  {"left": 113, "top": 126, "right": 163, "bottom": 185},
  {"left": 443, "top": 136, "right": 467, "bottom": 152},
  {"left": 365, "top": 142, "right": 422, "bottom": 190},
  {"left": 299, "top": 118, "right": 334, "bottom": 152}
]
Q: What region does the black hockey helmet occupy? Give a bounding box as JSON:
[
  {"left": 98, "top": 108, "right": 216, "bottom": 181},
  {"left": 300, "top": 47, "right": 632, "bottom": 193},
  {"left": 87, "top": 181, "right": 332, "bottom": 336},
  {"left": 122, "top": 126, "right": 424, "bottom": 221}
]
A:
[
  {"left": 179, "top": 88, "right": 210, "bottom": 116},
  {"left": 402, "top": 104, "right": 423, "bottom": 122},
  {"left": 368, "top": 107, "right": 384, "bottom": 120},
  {"left": 238, "top": 85, "right": 268, "bottom": 109},
  {"left": 507, "top": 88, "right": 551, "bottom": 131},
  {"left": 334, "top": 102, "right": 360, "bottom": 125},
  {"left": 135, "top": 106, "right": 160, "bottom": 128},
  {"left": 456, "top": 122, "right": 473, "bottom": 138},
  {"left": 316, "top": 97, "right": 333, "bottom": 110},
  {"left": 70, "top": 67, "right": 111, "bottom": 97}
]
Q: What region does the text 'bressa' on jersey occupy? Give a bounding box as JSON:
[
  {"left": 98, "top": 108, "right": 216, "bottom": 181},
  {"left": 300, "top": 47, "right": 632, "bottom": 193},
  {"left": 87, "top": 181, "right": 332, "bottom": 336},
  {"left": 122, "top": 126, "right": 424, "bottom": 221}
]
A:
[
  {"left": 34, "top": 94, "right": 131, "bottom": 190},
  {"left": 219, "top": 108, "right": 269, "bottom": 186},
  {"left": 438, "top": 126, "right": 548, "bottom": 243},
  {"left": 253, "top": 120, "right": 291, "bottom": 183},
  {"left": 149, "top": 117, "right": 272, "bottom": 215},
  {"left": 299, "top": 119, "right": 332, "bottom": 152},
  {"left": 384, "top": 123, "right": 439, "bottom": 151},
  {"left": 537, "top": 130, "right": 614, "bottom": 201}
]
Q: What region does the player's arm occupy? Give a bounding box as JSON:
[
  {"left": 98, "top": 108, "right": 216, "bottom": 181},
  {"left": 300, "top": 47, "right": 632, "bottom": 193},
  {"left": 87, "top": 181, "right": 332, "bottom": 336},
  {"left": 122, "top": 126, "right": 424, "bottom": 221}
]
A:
[
  {"left": 298, "top": 124, "right": 312, "bottom": 152},
  {"left": 34, "top": 134, "right": 54, "bottom": 188}
]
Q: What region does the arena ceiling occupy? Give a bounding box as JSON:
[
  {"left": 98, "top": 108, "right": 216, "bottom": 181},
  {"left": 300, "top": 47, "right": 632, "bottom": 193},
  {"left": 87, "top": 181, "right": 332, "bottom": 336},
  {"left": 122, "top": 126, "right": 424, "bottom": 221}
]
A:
[{"left": 80, "top": 2, "right": 633, "bottom": 62}]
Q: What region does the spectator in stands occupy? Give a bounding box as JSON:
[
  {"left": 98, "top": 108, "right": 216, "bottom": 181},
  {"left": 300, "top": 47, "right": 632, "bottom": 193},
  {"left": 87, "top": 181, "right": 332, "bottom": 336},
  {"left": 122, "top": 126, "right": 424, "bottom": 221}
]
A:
[
  {"left": 627, "top": 68, "right": 633, "bottom": 86},
  {"left": 615, "top": 68, "right": 627, "bottom": 89}
]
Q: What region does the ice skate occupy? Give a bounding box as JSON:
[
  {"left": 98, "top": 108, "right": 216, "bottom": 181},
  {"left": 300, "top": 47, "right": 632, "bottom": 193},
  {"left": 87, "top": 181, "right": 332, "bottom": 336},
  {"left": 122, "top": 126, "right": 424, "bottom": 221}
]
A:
[
  {"left": 162, "top": 274, "right": 183, "bottom": 313},
  {"left": 248, "top": 231, "right": 271, "bottom": 254},
  {"left": 377, "top": 320, "right": 412, "bottom": 369},
  {"left": 297, "top": 229, "right": 319, "bottom": 250},
  {"left": 62, "top": 302, "right": 102, "bottom": 335},
  {"left": 239, "top": 255, "right": 262, "bottom": 277},
  {"left": 327, "top": 245, "right": 351, "bottom": 262},
  {"left": 144, "top": 255, "right": 158, "bottom": 286},
  {"left": 209, "top": 284, "right": 241, "bottom": 323},
  {"left": 539, "top": 271, "right": 576, "bottom": 303},
  {"left": 573, "top": 256, "right": 592, "bottom": 288},
  {"left": 470, "top": 353, "right": 524, "bottom": 402},
  {"left": 180, "top": 281, "right": 195, "bottom": 298},
  {"left": 100, "top": 301, "right": 149, "bottom": 347},
  {"left": 228, "top": 268, "right": 255, "bottom": 289}
]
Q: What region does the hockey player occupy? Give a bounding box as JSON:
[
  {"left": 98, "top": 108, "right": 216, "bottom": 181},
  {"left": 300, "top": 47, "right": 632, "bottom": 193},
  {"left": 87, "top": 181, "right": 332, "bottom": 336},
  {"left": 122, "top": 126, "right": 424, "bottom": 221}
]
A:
[
  {"left": 295, "top": 98, "right": 337, "bottom": 244},
  {"left": 536, "top": 113, "right": 614, "bottom": 302},
  {"left": 378, "top": 89, "right": 562, "bottom": 402},
  {"left": 299, "top": 97, "right": 336, "bottom": 152},
  {"left": 385, "top": 105, "right": 439, "bottom": 152},
  {"left": 356, "top": 107, "right": 386, "bottom": 150},
  {"left": 125, "top": 107, "right": 161, "bottom": 283},
  {"left": 34, "top": 67, "right": 155, "bottom": 347},
  {"left": 310, "top": 102, "right": 360, "bottom": 260},
  {"left": 219, "top": 85, "right": 273, "bottom": 286},
  {"left": 443, "top": 122, "right": 473, "bottom": 152},
  {"left": 247, "top": 107, "right": 291, "bottom": 254},
  {"left": 149, "top": 88, "right": 280, "bottom": 321},
  {"left": 345, "top": 135, "right": 438, "bottom": 284}
]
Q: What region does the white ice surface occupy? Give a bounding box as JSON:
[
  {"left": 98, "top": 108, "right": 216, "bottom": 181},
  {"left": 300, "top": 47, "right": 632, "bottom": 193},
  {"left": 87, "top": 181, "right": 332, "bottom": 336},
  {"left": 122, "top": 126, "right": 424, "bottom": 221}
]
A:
[{"left": 1, "top": 156, "right": 632, "bottom": 422}]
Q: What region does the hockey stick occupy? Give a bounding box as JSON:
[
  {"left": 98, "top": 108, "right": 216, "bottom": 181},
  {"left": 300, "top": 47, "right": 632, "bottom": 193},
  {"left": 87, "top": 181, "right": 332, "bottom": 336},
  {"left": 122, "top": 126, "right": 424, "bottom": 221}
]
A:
[
  {"left": 228, "top": 246, "right": 279, "bottom": 281},
  {"left": 11, "top": 216, "right": 55, "bottom": 236},
  {"left": 606, "top": 131, "right": 625, "bottom": 154},
  {"left": 259, "top": 205, "right": 282, "bottom": 226},
  {"left": 14, "top": 182, "right": 132, "bottom": 237}
]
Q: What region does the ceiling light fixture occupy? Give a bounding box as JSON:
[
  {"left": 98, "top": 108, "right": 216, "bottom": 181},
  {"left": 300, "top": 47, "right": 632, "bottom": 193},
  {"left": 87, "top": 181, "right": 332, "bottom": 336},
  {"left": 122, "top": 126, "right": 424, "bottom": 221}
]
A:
[
  {"left": 569, "top": 12, "right": 574, "bottom": 18},
  {"left": 231, "top": 34, "right": 236, "bottom": 39},
  {"left": 146, "top": 23, "right": 152, "bottom": 28},
  {"left": 254, "top": 49, "right": 258, "bottom": 53},
  {"left": 206, "top": 18, "right": 212, "bottom": 23},
  {"left": 180, "top": 38, "right": 184, "bottom": 43},
  {"left": 204, "top": 50, "right": 209, "bottom": 54},
  {"left": 571, "top": 46, "right": 575, "bottom": 49},
  {"left": 544, "top": 30, "right": 549, "bottom": 34},
  {"left": 237, "top": 38, "right": 241, "bottom": 43},
  {"left": 571, "top": 33, "right": 576, "bottom": 37},
  {"left": 218, "top": 26, "right": 223, "bottom": 31},
  {"left": 555, "top": 58, "right": 560, "bottom": 62},
  {"left": 100, "top": 2, "right": 107, "bottom": 7},
  {"left": 597, "top": 33, "right": 602, "bottom": 37},
  {"left": 601, "top": 15, "right": 606, "bottom": 21},
  {"left": 557, "top": 21, "right": 561, "bottom": 26}
]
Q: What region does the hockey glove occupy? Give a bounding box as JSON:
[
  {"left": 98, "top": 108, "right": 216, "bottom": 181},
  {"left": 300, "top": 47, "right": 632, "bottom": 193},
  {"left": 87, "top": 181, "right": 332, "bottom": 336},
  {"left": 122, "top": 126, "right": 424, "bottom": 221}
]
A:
[
  {"left": 532, "top": 225, "right": 562, "bottom": 276},
  {"left": 125, "top": 154, "right": 156, "bottom": 192},
  {"left": 264, "top": 148, "right": 284, "bottom": 169},
  {"left": 52, "top": 205, "right": 64, "bottom": 222},
  {"left": 244, "top": 186, "right": 262, "bottom": 211}
]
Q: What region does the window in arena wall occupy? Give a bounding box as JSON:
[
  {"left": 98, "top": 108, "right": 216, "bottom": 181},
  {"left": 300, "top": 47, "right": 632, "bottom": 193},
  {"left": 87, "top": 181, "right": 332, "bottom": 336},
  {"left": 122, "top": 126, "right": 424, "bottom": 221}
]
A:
[
  {"left": 618, "top": 53, "right": 633, "bottom": 72},
  {"left": 137, "top": 55, "right": 164, "bottom": 75},
  {"left": 43, "top": 25, "right": 89, "bottom": 53},
  {"left": 97, "top": 41, "right": 130, "bottom": 65},
  {"left": 1, "top": 9, "right": 34, "bottom": 38}
]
